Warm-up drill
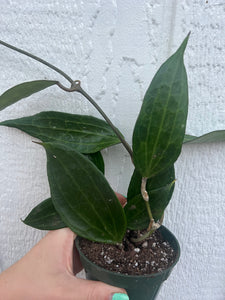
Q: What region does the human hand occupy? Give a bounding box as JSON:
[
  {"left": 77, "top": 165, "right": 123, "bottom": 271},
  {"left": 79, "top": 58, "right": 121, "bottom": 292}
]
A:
[{"left": 0, "top": 194, "right": 128, "bottom": 300}]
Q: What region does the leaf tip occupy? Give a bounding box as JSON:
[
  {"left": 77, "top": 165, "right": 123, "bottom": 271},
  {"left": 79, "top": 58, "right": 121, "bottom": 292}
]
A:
[
  {"left": 32, "top": 140, "right": 43, "bottom": 146},
  {"left": 21, "top": 217, "right": 26, "bottom": 224},
  {"left": 178, "top": 32, "right": 191, "bottom": 54}
]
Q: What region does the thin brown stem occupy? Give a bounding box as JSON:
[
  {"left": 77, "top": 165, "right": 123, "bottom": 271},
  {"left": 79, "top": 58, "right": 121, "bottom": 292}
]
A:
[
  {"left": 0, "top": 39, "right": 133, "bottom": 159},
  {"left": 78, "top": 87, "right": 133, "bottom": 159},
  {"left": 0, "top": 40, "right": 73, "bottom": 84},
  {"left": 56, "top": 80, "right": 133, "bottom": 159}
]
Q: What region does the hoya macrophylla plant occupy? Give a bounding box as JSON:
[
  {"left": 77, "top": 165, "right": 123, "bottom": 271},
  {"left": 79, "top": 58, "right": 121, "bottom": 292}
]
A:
[{"left": 1, "top": 34, "right": 225, "bottom": 244}]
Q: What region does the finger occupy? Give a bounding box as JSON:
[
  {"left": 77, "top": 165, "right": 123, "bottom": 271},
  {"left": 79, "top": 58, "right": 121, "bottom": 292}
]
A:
[
  {"left": 43, "top": 228, "right": 83, "bottom": 275},
  {"left": 32, "top": 228, "right": 76, "bottom": 274},
  {"left": 115, "top": 192, "right": 127, "bottom": 207},
  {"left": 68, "top": 277, "right": 128, "bottom": 300}
]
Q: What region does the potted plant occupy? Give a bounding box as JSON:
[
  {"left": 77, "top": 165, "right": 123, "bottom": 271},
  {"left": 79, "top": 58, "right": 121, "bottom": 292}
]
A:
[{"left": 1, "top": 34, "right": 224, "bottom": 299}]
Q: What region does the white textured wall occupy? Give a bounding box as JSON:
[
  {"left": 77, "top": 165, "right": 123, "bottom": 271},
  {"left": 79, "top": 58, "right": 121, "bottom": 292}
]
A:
[{"left": 0, "top": 1, "right": 225, "bottom": 299}]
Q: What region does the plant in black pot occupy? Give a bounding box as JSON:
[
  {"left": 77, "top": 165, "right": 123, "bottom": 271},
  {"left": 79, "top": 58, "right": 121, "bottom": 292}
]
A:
[{"left": 1, "top": 34, "right": 225, "bottom": 300}]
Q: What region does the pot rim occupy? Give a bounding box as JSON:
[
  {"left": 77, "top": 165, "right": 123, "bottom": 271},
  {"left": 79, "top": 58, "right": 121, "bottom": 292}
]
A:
[{"left": 75, "top": 225, "right": 181, "bottom": 279}]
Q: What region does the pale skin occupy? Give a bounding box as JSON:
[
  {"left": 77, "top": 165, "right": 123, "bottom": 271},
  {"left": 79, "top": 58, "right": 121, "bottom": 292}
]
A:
[{"left": 0, "top": 194, "right": 127, "bottom": 300}]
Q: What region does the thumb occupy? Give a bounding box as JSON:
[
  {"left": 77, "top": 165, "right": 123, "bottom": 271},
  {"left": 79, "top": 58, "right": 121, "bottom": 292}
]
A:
[{"left": 70, "top": 276, "right": 129, "bottom": 300}]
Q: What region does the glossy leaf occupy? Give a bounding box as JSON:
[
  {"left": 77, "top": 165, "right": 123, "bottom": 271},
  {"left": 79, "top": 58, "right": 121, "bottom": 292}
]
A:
[
  {"left": 23, "top": 152, "right": 104, "bottom": 231},
  {"left": 42, "top": 142, "right": 126, "bottom": 243},
  {"left": 125, "top": 166, "right": 175, "bottom": 230},
  {"left": 0, "top": 80, "right": 57, "bottom": 111},
  {"left": 184, "top": 130, "right": 225, "bottom": 144},
  {"left": 23, "top": 198, "right": 66, "bottom": 230},
  {"left": 132, "top": 34, "right": 189, "bottom": 178},
  {"left": 0, "top": 111, "right": 122, "bottom": 153}
]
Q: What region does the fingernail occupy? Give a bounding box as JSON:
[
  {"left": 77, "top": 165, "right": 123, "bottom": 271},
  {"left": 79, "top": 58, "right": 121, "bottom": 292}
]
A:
[{"left": 111, "top": 293, "right": 129, "bottom": 300}]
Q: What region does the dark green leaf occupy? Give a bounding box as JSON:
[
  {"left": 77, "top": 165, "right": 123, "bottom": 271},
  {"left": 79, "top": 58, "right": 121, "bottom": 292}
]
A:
[
  {"left": 125, "top": 166, "right": 175, "bottom": 230},
  {"left": 0, "top": 111, "right": 122, "bottom": 153},
  {"left": 23, "top": 198, "right": 66, "bottom": 230},
  {"left": 184, "top": 131, "right": 225, "bottom": 144},
  {"left": 22, "top": 152, "right": 104, "bottom": 230},
  {"left": 0, "top": 80, "right": 57, "bottom": 111},
  {"left": 42, "top": 142, "right": 126, "bottom": 243},
  {"left": 84, "top": 152, "right": 105, "bottom": 174},
  {"left": 183, "top": 134, "right": 196, "bottom": 143},
  {"left": 23, "top": 152, "right": 103, "bottom": 230},
  {"left": 124, "top": 195, "right": 148, "bottom": 230},
  {"left": 132, "top": 34, "right": 189, "bottom": 178}
]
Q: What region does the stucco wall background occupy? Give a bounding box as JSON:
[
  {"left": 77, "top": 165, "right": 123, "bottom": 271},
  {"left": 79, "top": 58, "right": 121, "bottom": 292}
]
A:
[{"left": 0, "top": 1, "right": 225, "bottom": 299}]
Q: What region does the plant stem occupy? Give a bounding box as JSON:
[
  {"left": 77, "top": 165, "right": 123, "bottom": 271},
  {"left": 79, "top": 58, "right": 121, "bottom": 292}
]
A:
[
  {"left": 141, "top": 177, "right": 154, "bottom": 230},
  {"left": 130, "top": 228, "right": 156, "bottom": 243},
  {"left": 78, "top": 86, "right": 133, "bottom": 159},
  {"left": 159, "top": 213, "right": 164, "bottom": 225},
  {"left": 141, "top": 177, "right": 161, "bottom": 234},
  {"left": 0, "top": 40, "right": 133, "bottom": 159},
  {"left": 0, "top": 40, "right": 74, "bottom": 84},
  {"left": 57, "top": 81, "right": 133, "bottom": 159}
]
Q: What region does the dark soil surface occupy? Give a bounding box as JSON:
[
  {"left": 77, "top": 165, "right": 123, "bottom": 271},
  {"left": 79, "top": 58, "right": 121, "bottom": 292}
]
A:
[{"left": 79, "top": 229, "right": 176, "bottom": 276}]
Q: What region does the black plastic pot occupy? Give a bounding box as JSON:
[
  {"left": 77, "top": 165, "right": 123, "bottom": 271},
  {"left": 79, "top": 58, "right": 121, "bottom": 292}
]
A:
[{"left": 75, "top": 226, "right": 180, "bottom": 300}]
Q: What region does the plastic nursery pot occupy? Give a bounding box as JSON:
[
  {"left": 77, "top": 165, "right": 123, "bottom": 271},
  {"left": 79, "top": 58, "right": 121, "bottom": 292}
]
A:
[{"left": 75, "top": 226, "right": 180, "bottom": 300}]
